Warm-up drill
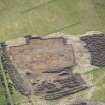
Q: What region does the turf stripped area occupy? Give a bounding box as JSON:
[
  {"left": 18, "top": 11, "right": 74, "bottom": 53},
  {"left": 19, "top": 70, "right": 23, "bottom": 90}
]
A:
[
  {"left": 0, "top": 33, "right": 89, "bottom": 103},
  {"left": 0, "top": 32, "right": 105, "bottom": 105}
]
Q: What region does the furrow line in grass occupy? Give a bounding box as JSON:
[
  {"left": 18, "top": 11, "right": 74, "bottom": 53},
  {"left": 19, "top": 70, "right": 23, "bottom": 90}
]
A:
[
  {"left": 45, "top": 22, "right": 80, "bottom": 35},
  {"left": 21, "top": 0, "right": 58, "bottom": 14}
]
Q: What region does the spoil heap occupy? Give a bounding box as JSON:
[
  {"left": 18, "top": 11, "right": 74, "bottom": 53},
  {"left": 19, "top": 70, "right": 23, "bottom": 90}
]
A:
[{"left": 80, "top": 33, "right": 105, "bottom": 67}]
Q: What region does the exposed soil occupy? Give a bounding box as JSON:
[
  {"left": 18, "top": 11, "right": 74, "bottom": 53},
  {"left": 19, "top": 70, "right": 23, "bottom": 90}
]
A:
[{"left": 8, "top": 37, "right": 75, "bottom": 80}]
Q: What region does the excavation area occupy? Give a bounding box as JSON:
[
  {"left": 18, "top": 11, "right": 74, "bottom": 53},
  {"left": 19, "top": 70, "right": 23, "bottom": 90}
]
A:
[
  {"left": 0, "top": 35, "right": 88, "bottom": 100},
  {"left": 8, "top": 37, "right": 75, "bottom": 79}
]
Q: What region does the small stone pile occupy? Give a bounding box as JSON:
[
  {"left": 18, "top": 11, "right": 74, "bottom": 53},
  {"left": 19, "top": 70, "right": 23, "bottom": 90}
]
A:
[{"left": 80, "top": 33, "right": 105, "bottom": 67}]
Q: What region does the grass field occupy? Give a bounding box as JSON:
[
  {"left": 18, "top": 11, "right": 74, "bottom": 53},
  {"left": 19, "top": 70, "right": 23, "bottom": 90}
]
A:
[
  {"left": 0, "top": 0, "right": 105, "bottom": 41},
  {"left": 0, "top": 0, "right": 105, "bottom": 104},
  {"left": 85, "top": 68, "right": 105, "bottom": 103},
  {"left": 0, "top": 69, "right": 7, "bottom": 105}
]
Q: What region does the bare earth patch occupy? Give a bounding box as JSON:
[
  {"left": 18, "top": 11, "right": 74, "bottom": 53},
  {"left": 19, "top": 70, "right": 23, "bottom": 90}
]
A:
[{"left": 1, "top": 31, "right": 104, "bottom": 105}]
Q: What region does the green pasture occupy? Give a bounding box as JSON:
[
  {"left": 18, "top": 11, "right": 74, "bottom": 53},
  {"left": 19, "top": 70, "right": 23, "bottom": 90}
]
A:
[
  {"left": 0, "top": 0, "right": 105, "bottom": 41},
  {"left": 86, "top": 68, "right": 105, "bottom": 102}
]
